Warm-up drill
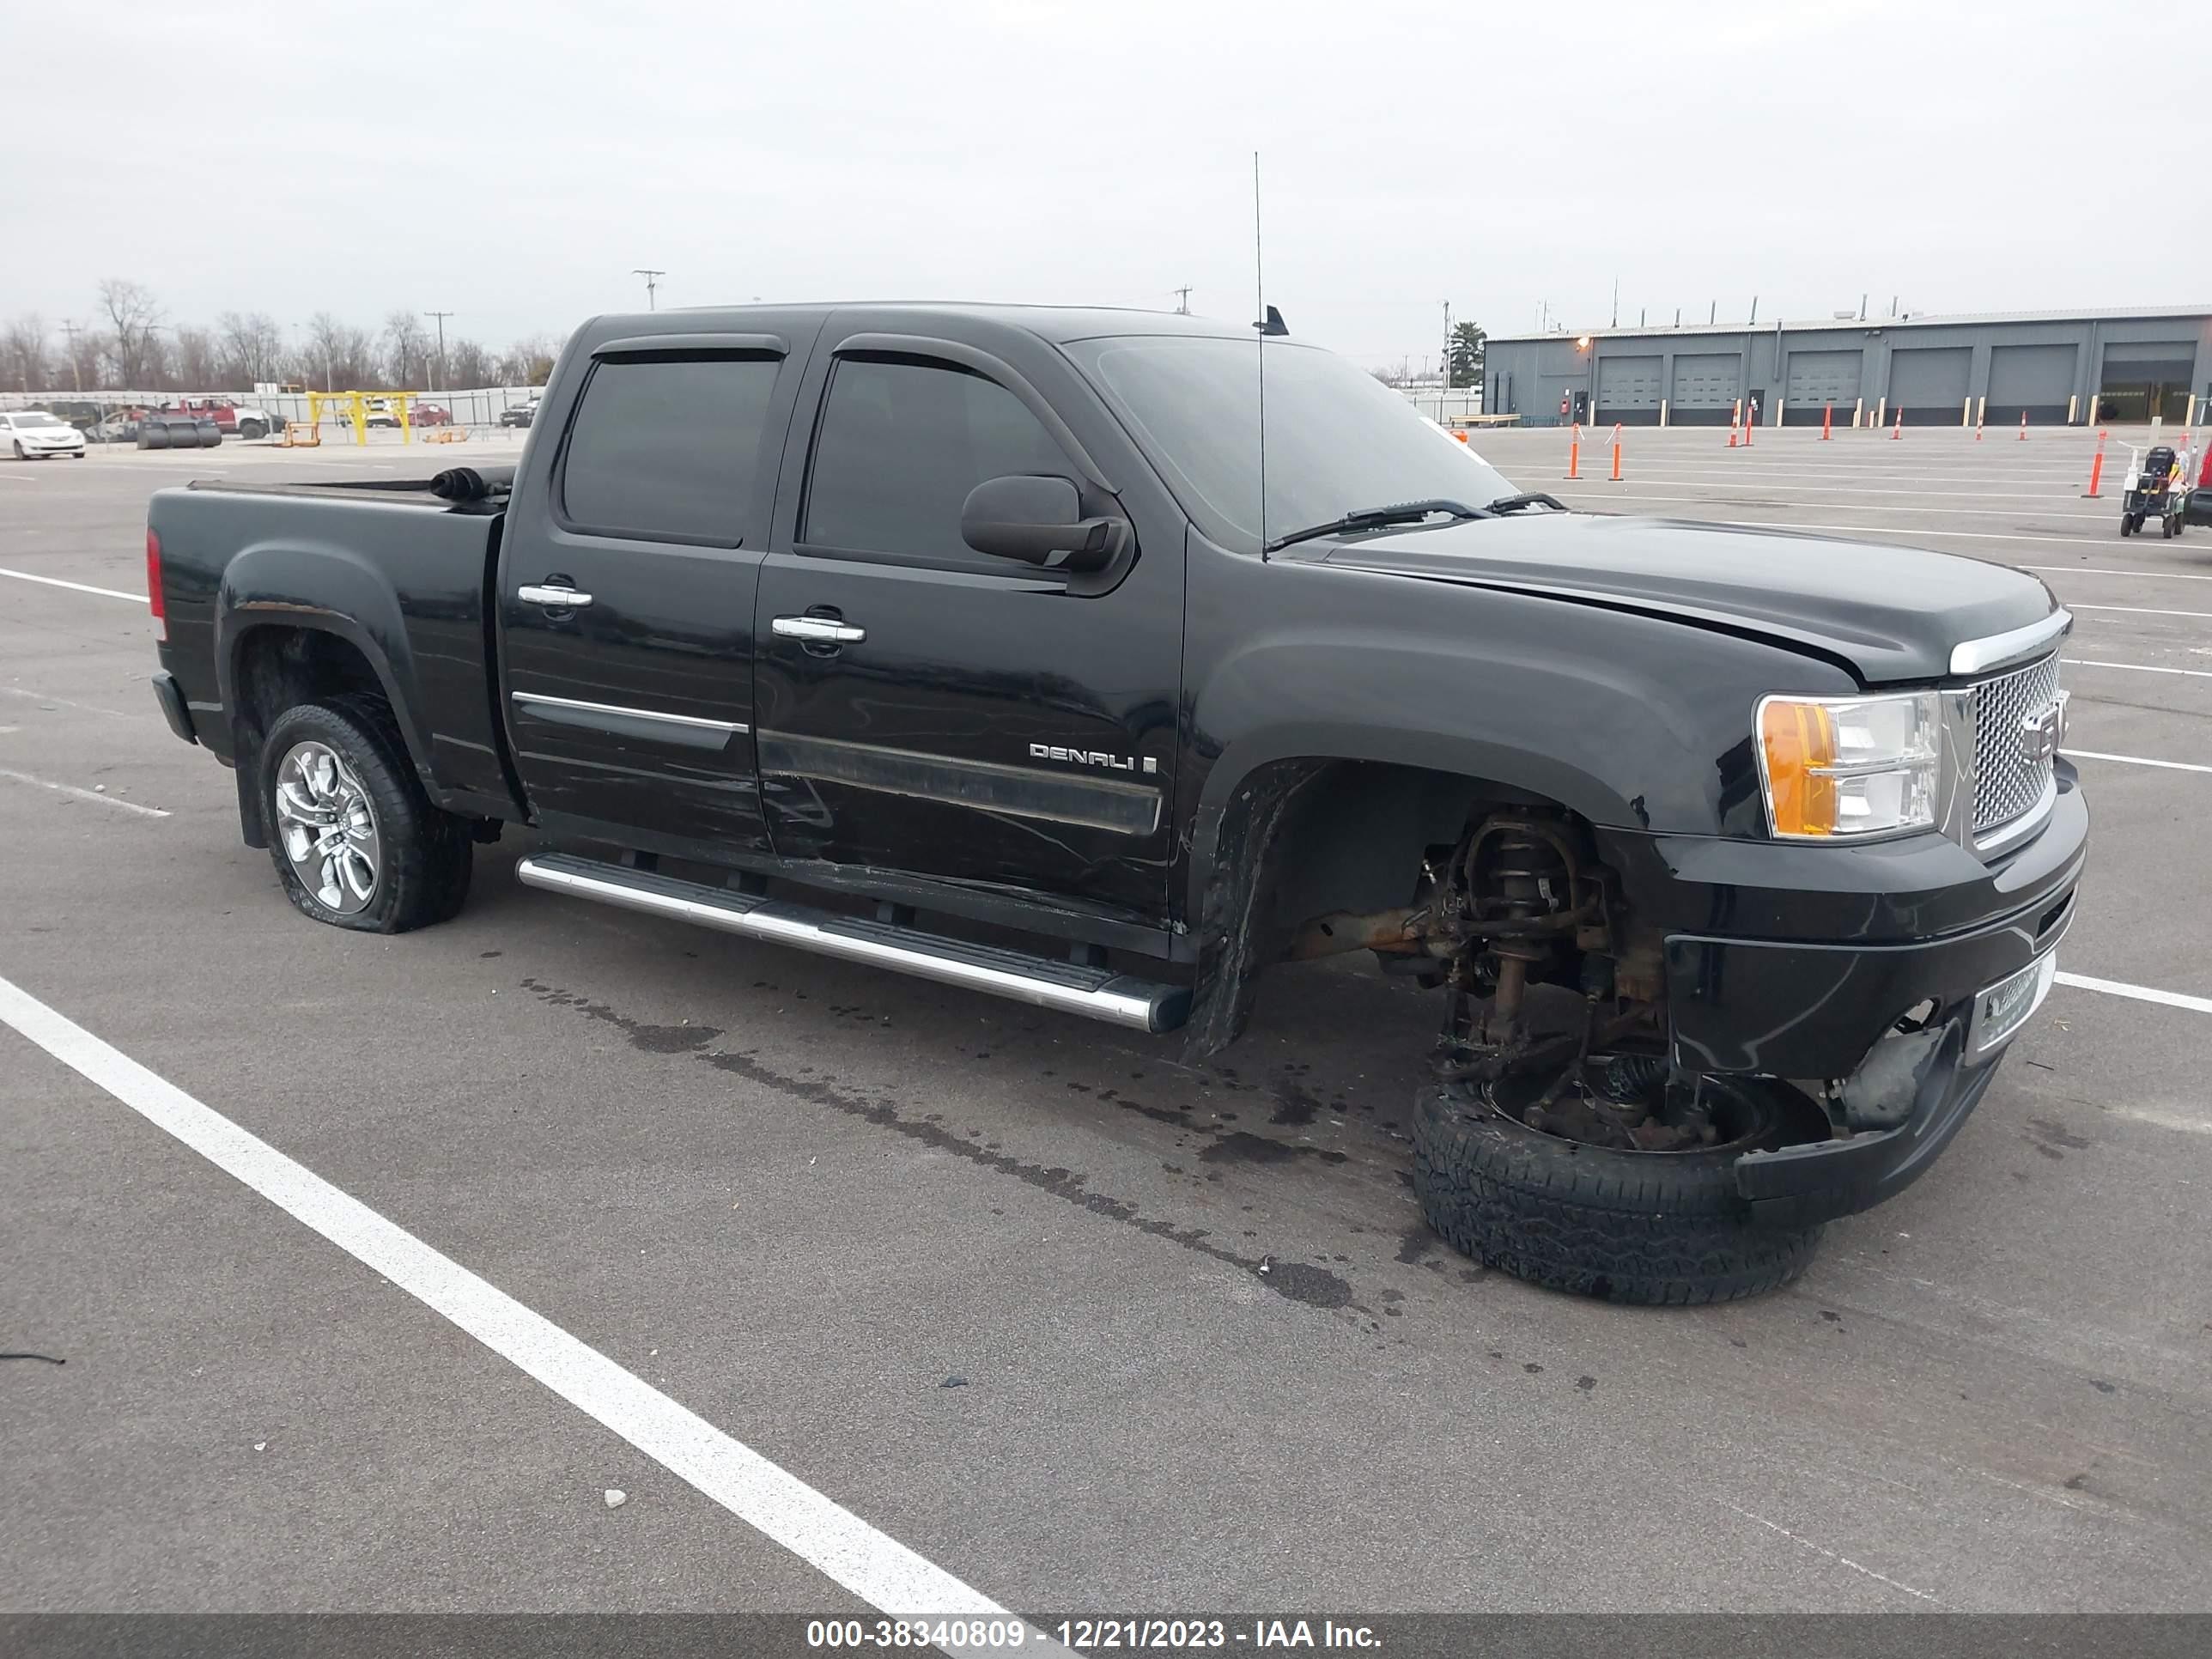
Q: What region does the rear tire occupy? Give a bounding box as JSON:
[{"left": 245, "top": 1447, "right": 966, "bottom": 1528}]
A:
[
  {"left": 259, "top": 696, "right": 472, "bottom": 934},
  {"left": 1413, "top": 1074, "right": 1826, "bottom": 1305}
]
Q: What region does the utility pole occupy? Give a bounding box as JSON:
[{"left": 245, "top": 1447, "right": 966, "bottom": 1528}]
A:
[
  {"left": 634, "top": 269, "right": 665, "bottom": 311},
  {"left": 424, "top": 311, "right": 453, "bottom": 393},
  {"left": 1611, "top": 276, "right": 1619, "bottom": 329},
  {"left": 1172, "top": 285, "right": 1193, "bottom": 314},
  {"left": 59, "top": 321, "right": 85, "bottom": 396}
]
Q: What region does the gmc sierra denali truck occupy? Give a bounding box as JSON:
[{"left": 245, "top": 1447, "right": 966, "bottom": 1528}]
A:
[{"left": 144, "top": 304, "right": 2087, "bottom": 1304}]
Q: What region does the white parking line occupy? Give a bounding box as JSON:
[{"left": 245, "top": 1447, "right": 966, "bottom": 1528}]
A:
[
  {"left": 2069, "top": 604, "right": 2212, "bottom": 622},
  {"left": 0, "top": 566, "right": 148, "bottom": 604},
  {"left": 1615, "top": 518, "right": 2116, "bottom": 549},
  {"left": 0, "top": 767, "right": 169, "bottom": 816},
  {"left": 2065, "top": 749, "right": 2212, "bottom": 775},
  {"left": 0, "top": 684, "right": 129, "bottom": 717},
  {"left": 2027, "top": 566, "right": 2212, "bottom": 584},
  {"left": 1550, "top": 490, "right": 2107, "bottom": 521},
  {"left": 2057, "top": 970, "right": 2212, "bottom": 1017},
  {"left": 0, "top": 975, "right": 1022, "bottom": 1638},
  {"left": 2064, "top": 658, "right": 2212, "bottom": 679}
]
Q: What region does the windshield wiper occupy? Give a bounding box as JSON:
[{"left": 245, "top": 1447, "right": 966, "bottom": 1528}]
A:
[
  {"left": 1264, "top": 498, "right": 1486, "bottom": 554},
  {"left": 1482, "top": 491, "right": 1567, "bottom": 515}
]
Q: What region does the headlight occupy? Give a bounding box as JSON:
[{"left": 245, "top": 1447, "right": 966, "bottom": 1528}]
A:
[{"left": 1756, "top": 691, "right": 1942, "bottom": 839}]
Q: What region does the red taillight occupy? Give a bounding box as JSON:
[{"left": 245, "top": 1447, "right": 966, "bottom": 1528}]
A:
[{"left": 146, "top": 526, "right": 166, "bottom": 641}]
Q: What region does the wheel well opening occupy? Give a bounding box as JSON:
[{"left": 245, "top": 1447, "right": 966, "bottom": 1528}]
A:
[
  {"left": 233, "top": 626, "right": 388, "bottom": 744},
  {"left": 230, "top": 627, "right": 393, "bottom": 844},
  {"left": 1184, "top": 759, "right": 1588, "bottom": 1058}
]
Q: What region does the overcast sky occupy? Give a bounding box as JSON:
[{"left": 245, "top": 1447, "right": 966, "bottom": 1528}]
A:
[{"left": 6, "top": 0, "right": 2199, "bottom": 369}]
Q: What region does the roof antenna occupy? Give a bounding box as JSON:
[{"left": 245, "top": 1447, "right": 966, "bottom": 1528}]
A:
[{"left": 1253, "top": 151, "right": 1270, "bottom": 562}]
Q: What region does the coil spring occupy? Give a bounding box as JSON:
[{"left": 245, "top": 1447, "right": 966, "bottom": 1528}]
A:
[{"left": 1471, "top": 822, "right": 1571, "bottom": 926}]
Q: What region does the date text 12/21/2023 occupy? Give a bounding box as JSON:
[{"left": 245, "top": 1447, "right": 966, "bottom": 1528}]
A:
[{"left": 804, "top": 1618, "right": 1382, "bottom": 1650}]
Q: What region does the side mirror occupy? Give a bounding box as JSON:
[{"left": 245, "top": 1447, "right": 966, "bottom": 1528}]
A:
[{"left": 961, "top": 475, "right": 1126, "bottom": 570}]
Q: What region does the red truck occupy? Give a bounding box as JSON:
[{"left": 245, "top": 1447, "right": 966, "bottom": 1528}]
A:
[{"left": 160, "top": 399, "right": 281, "bottom": 440}]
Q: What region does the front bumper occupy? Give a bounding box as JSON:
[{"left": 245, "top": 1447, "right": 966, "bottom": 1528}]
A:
[
  {"left": 1734, "top": 1023, "right": 2002, "bottom": 1228},
  {"left": 1602, "top": 766, "right": 2087, "bottom": 1228}
]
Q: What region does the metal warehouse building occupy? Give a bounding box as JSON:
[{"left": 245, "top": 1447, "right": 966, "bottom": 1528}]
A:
[{"left": 1482, "top": 306, "right": 2212, "bottom": 428}]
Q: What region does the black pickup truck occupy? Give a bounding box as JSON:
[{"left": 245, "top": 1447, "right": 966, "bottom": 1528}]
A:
[{"left": 145, "top": 304, "right": 2087, "bottom": 1304}]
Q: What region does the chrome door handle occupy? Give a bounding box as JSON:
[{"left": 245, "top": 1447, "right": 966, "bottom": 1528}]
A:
[
  {"left": 517, "top": 583, "right": 593, "bottom": 608},
  {"left": 772, "top": 615, "right": 866, "bottom": 644}
]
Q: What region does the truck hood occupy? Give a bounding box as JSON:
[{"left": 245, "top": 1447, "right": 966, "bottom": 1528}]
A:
[{"left": 1319, "top": 512, "right": 2059, "bottom": 684}]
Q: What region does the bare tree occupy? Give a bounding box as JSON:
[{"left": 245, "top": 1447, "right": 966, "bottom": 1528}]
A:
[
  {"left": 174, "top": 326, "right": 220, "bottom": 389},
  {"left": 217, "top": 311, "right": 286, "bottom": 386},
  {"left": 447, "top": 338, "right": 493, "bottom": 388},
  {"left": 498, "top": 332, "right": 562, "bottom": 386},
  {"left": 3, "top": 314, "right": 46, "bottom": 392},
  {"left": 98, "top": 278, "right": 165, "bottom": 386},
  {"left": 64, "top": 328, "right": 108, "bottom": 393},
  {"left": 382, "top": 310, "right": 431, "bottom": 388},
  {"left": 303, "top": 313, "right": 378, "bottom": 390}
]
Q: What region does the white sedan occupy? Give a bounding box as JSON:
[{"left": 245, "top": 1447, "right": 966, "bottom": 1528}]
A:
[{"left": 3, "top": 410, "right": 87, "bottom": 459}]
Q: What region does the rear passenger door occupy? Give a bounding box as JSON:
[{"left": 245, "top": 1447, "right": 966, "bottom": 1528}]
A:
[
  {"left": 498, "top": 332, "right": 807, "bottom": 860},
  {"left": 751, "top": 322, "right": 1185, "bottom": 927}
]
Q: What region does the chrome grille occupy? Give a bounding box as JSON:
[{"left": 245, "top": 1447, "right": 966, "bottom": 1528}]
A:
[{"left": 1972, "top": 653, "right": 2061, "bottom": 832}]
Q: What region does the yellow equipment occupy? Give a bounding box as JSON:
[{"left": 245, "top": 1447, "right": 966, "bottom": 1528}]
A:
[{"left": 305, "top": 390, "right": 422, "bottom": 446}]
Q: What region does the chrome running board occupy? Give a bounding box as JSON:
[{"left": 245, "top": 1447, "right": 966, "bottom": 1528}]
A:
[{"left": 515, "top": 852, "right": 1188, "bottom": 1034}]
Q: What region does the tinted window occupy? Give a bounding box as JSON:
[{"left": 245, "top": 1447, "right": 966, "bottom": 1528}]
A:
[
  {"left": 804, "top": 356, "right": 1070, "bottom": 563},
  {"left": 561, "top": 354, "right": 780, "bottom": 544},
  {"left": 1065, "top": 336, "right": 1514, "bottom": 550}
]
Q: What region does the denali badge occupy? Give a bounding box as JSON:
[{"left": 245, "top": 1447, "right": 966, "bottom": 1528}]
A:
[
  {"left": 2020, "top": 694, "right": 2067, "bottom": 765},
  {"left": 1030, "top": 743, "right": 1159, "bottom": 775}
]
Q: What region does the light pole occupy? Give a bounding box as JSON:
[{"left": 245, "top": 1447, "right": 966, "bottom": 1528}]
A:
[
  {"left": 59, "top": 320, "right": 85, "bottom": 396},
  {"left": 424, "top": 311, "right": 453, "bottom": 392},
  {"left": 633, "top": 269, "right": 665, "bottom": 310}
]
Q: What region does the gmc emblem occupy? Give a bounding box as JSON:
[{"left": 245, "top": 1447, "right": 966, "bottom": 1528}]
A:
[{"left": 2020, "top": 695, "right": 2067, "bottom": 764}]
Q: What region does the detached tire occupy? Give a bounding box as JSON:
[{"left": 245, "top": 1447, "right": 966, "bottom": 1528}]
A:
[
  {"left": 259, "top": 696, "right": 471, "bottom": 934},
  {"left": 1413, "top": 1076, "right": 1826, "bottom": 1305}
]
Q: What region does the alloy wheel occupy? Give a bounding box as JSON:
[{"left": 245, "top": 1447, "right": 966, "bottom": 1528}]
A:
[{"left": 274, "top": 740, "right": 381, "bottom": 914}]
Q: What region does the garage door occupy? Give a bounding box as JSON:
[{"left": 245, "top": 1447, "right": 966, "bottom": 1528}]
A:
[
  {"left": 2099, "top": 340, "right": 2199, "bottom": 422},
  {"left": 1986, "top": 343, "right": 2074, "bottom": 424},
  {"left": 1887, "top": 347, "right": 1971, "bottom": 425},
  {"left": 1783, "top": 349, "right": 1863, "bottom": 425},
  {"left": 1595, "top": 355, "right": 1662, "bottom": 426},
  {"left": 1668, "top": 353, "right": 1741, "bottom": 425}
]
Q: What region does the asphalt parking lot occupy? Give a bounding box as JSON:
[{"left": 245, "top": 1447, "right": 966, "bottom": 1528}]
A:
[{"left": 3, "top": 423, "right": 2209, "bottom": 1621}]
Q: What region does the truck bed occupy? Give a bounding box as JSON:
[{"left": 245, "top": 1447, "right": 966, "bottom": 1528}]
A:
[{"left": 149, "top": 477, "right": 520, "bottom": 818}]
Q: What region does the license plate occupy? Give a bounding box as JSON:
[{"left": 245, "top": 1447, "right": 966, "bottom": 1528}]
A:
[{"left": 1971, "top": 951, "right": 2058, "bottom": 1058}]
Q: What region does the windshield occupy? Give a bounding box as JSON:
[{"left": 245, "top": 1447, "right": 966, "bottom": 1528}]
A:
[
  {"left": 1063, "top": 335, "right": 1514, "bottom": 551},
  {"left": 13, "top": 412, "right": 67, "bottom": 428}
]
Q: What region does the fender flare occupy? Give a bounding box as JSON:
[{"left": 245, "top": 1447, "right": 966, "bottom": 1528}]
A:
[{"left": 214, "top": 542, "right": 441, "bottom": 795}]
